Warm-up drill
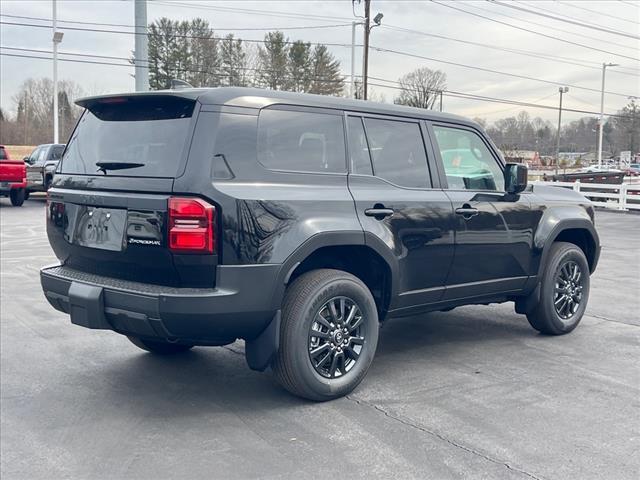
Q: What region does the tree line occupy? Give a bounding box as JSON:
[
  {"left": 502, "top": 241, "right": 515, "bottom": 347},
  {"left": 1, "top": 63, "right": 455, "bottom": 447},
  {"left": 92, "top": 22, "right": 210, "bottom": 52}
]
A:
[
  {"left": 146, "top": 18, "right": 344, "bottom": 96},
  {"left": 475, "top": 100, "right": 638, "bottom": 160}
]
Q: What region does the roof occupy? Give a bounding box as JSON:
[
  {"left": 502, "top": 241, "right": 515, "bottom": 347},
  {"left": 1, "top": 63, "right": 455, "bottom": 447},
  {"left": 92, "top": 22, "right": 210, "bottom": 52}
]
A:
[{"left": 76, "top": 87, "right": 477, "bottom": 128}]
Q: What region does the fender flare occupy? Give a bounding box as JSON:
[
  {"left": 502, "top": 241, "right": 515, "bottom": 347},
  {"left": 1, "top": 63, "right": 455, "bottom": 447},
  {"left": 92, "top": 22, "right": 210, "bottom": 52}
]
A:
[
  {"left": 269, "top": 230, "right": 399, "bottom": 311},
  {"left": 534, "top": 217, "right": 599, "bottom": 278}
]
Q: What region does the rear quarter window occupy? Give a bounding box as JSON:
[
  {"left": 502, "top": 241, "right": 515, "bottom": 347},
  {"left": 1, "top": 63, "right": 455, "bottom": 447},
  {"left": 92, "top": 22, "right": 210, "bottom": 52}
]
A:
[{"left": 257, "top": 109, "right": 346, "bottom": 174}]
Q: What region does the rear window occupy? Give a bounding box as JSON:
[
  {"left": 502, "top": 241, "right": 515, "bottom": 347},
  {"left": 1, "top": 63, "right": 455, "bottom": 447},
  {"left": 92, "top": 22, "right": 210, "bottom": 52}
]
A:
[
  {"left": 257, "top": 109, "right": 346, "bottom": 173},
  {"left": 59, "top": 96, "right": 195, "bottom": 177}
]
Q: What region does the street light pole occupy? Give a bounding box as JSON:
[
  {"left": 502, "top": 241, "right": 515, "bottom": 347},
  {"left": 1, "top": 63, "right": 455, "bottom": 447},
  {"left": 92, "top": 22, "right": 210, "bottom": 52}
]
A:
[
  {"left": 556, "top": 86, "right": 569, "bottom": 176},
  {"left": 597, "top": 62, "right": 618, "bottom": 168},
  {"left": 52, "top": 0, "right": 60, "bottom": 144}
]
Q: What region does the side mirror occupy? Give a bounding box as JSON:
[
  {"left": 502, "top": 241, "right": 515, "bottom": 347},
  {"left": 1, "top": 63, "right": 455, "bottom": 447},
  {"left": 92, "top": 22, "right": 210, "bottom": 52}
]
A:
[
  {"left": 504, "top": 163, "right": 528, "bottom": 194},
  {"left": 23, "top": 156, "right": 31, "bottom": 164}
]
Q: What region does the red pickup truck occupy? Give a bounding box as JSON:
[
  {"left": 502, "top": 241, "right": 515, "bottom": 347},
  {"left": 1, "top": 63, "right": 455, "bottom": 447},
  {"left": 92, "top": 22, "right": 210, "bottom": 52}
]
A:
[{"left": 0, "top": 145, "right": 27, "bottom": 206}]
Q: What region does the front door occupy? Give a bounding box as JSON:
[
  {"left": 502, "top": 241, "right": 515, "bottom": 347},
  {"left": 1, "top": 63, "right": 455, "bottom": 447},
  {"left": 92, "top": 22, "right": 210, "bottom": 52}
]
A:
[
  {"left": 346, "top": 114, "right": 455, "bottom": 312},
  {"left": 428, "top": 123, "right": 536, "bottom": 300}
]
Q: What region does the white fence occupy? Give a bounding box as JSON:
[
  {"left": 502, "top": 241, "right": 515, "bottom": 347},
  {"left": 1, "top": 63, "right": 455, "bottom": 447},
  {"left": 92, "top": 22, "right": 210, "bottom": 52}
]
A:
[{"left": 532, "top": 181, "right": 640, "bottom": 211}]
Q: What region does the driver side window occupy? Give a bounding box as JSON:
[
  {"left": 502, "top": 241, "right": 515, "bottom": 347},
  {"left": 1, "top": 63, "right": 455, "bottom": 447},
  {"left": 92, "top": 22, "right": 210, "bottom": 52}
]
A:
[{"left": 432, "top": 125, "right": 504, "bottom": 192}]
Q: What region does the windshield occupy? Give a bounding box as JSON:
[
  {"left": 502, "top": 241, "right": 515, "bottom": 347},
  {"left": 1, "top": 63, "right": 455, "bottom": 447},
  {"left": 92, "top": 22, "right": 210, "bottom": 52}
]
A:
[{"left": 59, "top": 96, "right": 195, "bottom": 178}]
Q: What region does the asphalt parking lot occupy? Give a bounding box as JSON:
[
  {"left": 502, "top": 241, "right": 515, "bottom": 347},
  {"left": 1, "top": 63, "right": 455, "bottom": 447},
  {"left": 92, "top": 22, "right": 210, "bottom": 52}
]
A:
[{"left": 1, "top": 196, "right": 638, "bottom": 480}]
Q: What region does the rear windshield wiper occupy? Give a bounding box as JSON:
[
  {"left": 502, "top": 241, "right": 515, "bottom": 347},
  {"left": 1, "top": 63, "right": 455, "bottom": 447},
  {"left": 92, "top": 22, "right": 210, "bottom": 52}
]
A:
[{"left": 96, "top": 161, "right": 145, "bottom": 174}]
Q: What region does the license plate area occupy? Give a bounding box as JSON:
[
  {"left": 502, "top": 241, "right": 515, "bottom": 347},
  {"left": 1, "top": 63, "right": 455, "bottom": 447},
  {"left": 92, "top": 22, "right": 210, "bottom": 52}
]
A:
[{"left": 74, "top": 206, "right": 127, "bottom": 251}]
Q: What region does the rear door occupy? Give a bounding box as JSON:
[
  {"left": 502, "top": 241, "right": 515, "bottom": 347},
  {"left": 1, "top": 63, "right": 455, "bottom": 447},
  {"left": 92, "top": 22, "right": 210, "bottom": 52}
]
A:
[
  {"left": 47, "top": 94, "right": 214, "bottom": 288},
  {"left": 346, "top": 114, "right": 455, "bottom": 312},
  {"left": 427, "top": 122, "right": 535, "bottom": 299}
]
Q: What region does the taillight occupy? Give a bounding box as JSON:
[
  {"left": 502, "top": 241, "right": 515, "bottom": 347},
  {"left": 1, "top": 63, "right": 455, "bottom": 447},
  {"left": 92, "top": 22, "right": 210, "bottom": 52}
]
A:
[{"left": 168, "top": 197, "right": 215, "bottom": 254}]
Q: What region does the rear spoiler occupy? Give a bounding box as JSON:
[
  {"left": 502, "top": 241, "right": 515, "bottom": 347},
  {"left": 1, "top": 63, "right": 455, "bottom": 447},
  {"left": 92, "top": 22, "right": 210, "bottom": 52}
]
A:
[{"left": 75, "top": 89, "right": 205, "bottom": 109}]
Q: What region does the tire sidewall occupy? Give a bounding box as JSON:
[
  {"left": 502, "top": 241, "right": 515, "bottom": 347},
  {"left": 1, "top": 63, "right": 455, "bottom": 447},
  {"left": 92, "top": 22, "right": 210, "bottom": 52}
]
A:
[
  {"left": 541, "top": 245, "right": 590, "bottom": 334},
  {"left": 285, "top": 275, "right": 379, "bottom": 399}
]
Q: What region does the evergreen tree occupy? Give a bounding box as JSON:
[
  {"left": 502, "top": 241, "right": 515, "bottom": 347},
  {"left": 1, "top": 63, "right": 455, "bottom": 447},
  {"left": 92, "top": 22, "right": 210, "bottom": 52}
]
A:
[
  {"left": 308, "top": 45, "right": 344, "bottom": 96},
  {"left": 220, "top": 34, "right": 247, "bottom": 86},
  {"left": 257, "top": 31, "right": 289, "bottom": 90},
  {"left": 286, "top": 40, "right": 312, "bottom": 92}
]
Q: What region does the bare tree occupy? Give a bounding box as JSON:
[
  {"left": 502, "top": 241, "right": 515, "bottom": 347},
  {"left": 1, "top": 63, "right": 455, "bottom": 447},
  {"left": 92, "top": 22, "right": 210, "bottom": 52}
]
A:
[{"left": 394, "top": 67, "right": 447, "bottom": 109}]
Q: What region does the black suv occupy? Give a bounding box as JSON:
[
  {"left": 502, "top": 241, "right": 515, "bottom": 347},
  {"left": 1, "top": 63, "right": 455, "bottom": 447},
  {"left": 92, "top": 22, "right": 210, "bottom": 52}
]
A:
[
  {"left": 25, "top": 143, "right": 66, "bottom": 194},
  {"left": 41, "top": 88, "right": 600, "bottom": 401}
]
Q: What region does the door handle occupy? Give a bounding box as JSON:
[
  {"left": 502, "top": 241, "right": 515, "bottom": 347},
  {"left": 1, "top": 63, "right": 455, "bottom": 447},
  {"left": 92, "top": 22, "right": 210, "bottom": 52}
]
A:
[
  {"left": 365, "top": 207, "right": 394, "bottom": 219},
  {"left": 455, "top": 206, "right": 479, "bottom": 218}
]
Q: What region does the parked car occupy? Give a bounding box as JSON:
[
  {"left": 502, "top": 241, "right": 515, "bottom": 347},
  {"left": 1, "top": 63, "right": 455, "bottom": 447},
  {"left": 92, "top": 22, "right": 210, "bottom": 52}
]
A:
[
  {"left": 24, "top": 143, "right": 66, "bottom": 195},
  {"left": 40, "top": 88, "right": 601, "bottom": 400},
  {"left": 0, "top": 145, "right": 27, "bottom": 206},
  {"left": 625, "top": 163, "right": 640, "bottom": 176}
]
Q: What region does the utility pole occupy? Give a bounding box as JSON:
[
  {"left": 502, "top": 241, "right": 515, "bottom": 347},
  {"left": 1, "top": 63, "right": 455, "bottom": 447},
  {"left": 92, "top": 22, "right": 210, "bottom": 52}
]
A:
[
  {"left": 52, "top": 0, "right": 63, "bottom": 144},
  {"left": 597, "top": 62, "right": 618, "bottom": 168},
  {"left": 439, "top": 91, "right": 443, "bottom": 112},
  {"left": 134, "top": 0, "right": 149, "bottom": 91},
  {"left": 556, "top": 86, "right": 569, "bottom": 176},
  {"left": 362, "top": 0, "right": 371, "bottom": 100}
]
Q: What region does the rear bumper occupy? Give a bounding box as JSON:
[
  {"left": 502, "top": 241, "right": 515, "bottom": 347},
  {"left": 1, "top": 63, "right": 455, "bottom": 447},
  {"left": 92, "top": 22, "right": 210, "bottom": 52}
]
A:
[
  {"left": 40, "top": 263, "right": 281, "bottom": 345},
  {"left": 0, "top": 181, "right": 26, "bottom": 194}
]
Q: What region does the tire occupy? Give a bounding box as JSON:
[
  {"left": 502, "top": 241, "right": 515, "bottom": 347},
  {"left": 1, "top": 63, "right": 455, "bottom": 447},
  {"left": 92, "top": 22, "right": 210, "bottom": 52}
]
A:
[
  {"left": 9, "top": 188, "right": 25, "bottom": 207},
  {"left": 127, "top": 336, "right": 193, "bottom": 355},
  {"left": 527, "top": 242, "right": 590, "bottom": 335},
  {"left": 272, "top": 269, "right": 379, "bottom": 401},
  {"left": 24, "top": 190, "right": 30, "bottom": 201}
]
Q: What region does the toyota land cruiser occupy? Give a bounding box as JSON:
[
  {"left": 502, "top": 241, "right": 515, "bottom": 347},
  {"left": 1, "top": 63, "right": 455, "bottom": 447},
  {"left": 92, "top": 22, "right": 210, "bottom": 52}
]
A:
[{"left": 40, "top": 88, "right": 600, "bottom": 401}]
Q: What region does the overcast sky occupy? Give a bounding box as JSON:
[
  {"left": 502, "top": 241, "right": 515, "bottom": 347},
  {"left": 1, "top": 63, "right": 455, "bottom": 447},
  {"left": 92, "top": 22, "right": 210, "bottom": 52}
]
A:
[{"left": 1, "top": 0, "right": 638, "bottom": 125}]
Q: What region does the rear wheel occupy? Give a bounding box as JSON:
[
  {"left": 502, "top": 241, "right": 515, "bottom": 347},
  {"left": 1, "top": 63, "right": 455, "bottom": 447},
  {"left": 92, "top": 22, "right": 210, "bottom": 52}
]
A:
[
  {"left": 9, "top": 188, "right": 25, "bottom": 207},
  {"left": 273, "top": 269, "right": 379, "bottom": 401},
  {"left": 527, "top": 242, "right": 590, "bottom": 335},
  {"left": 127, "top": 336, "right": 193, "bottom": 355}
]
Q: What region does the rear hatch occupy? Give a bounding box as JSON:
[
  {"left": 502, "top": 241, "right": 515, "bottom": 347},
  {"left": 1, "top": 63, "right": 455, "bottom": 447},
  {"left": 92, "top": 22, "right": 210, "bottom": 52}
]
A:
[{"left": 47, "top": 93, "right": 217, "bottom": 288}]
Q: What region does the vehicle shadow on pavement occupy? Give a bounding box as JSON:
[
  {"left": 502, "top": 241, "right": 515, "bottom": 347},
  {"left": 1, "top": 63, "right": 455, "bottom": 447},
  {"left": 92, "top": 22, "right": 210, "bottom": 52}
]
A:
[{"left": 91, "top": 306, "right": 534, "bottom": 413}]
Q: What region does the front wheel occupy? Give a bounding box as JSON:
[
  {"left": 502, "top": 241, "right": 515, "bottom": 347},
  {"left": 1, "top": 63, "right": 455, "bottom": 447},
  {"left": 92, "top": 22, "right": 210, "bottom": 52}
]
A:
[
  {"left": 527, "top": 242, "right": 590, "bottom": 335},
  {"left": 273, "top": 269, "right": 379, "bottom": 401},
  {"left": 127, "top": 336, "right": 193, "bottom": 355},
  {"left": 9, "top": 188, "right": 25, "bottom": 207}
]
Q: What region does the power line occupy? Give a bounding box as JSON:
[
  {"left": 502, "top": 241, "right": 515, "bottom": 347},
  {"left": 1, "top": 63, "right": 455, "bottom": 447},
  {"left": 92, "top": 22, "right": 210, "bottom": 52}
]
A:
[
  {"left": 490, "top": 0, "right": 640, "bottom": 40},
  {"left": 1, "top": 51, "right": 628, "bottom": 119},
  {"left": 150, "top": 0, "right": 351, "bottom": 23},
  {"left": 467, "top": 0, "right": 639, "bottom": 53},
  {"left": 366, "top": 80, "right": 627, "bottom": 118},
  {"left": 0, "top": 20, "right": 356, "bottom": 49},
  {"left": 381, "top": 24, "right": 639, "bottom": 78},
  {"left": 369, "top": 45, "right": 637, "bottom": 99},
  {"left": 431, "top": 0, "right": 640, "bottom": 63},
  {"left": 4, "top": 19, "right": 637, "bottom": 98},
  {"left": 557, "top": 0, "right": 640, "bottom": 26},
  {"left": 0, "top": 14, "right": 352, "bottom": 32},
  {"left": 6, "top": 12, "right": 637, "bottom": 78}
]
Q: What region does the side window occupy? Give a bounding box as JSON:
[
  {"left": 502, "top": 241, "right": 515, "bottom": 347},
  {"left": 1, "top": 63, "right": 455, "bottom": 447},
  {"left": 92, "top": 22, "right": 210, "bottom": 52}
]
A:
[
  {"left": 347, "top": 116, "right": 372, "bottom": 175},
  {"left": 27, "top": 147, "right": 42, "bottom": 165},
  {"left": 257, "top": 109, "right": 346, "bottom": 173},
  {"left": 363, "top": 118, "right": 430, "bottom": 188},
  {"left": 432, "top": 125, "right": 504, "bottom": 191},
  {"left": 36, "top": 148, "right": 48, "bottom": 165},
  {"left": 49, "top": 146, "right": 65, "bottom": 161},
  {"left": 0, "top": 147, "right": 6, "bottom": 160}
]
